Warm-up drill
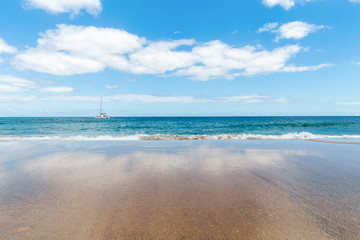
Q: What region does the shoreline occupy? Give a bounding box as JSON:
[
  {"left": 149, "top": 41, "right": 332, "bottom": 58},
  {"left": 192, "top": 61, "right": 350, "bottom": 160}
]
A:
[
  {"left": 307, "top": 139, "right": 360, "bottom": 145},
  {"left": 1, "top": 133, "right": 360, "bottom": 141}
]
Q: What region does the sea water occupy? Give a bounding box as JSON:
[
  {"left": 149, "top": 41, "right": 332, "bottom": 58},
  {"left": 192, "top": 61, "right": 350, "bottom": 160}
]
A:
[{"left": 1, "top": 116, "right": 360, "bottom": 140}]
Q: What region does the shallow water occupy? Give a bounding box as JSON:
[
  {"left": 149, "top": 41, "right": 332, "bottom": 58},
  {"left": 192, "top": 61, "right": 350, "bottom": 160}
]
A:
[{"left": 0, "top": 140, "right": 360, "bottom": 239}]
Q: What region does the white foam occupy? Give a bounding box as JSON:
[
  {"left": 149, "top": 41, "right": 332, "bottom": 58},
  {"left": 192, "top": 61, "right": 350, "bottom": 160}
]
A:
[
  {"left": 1, "top": 132, "right": 360, "bottom": 141},
  {"left": 138, "top": 132, "right": 360, "bottom": 140}
]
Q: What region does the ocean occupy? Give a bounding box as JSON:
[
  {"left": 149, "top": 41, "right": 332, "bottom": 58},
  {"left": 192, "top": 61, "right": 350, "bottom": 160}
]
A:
[{"left": 1, "top": 116, "right": 360, "bottom": 140}]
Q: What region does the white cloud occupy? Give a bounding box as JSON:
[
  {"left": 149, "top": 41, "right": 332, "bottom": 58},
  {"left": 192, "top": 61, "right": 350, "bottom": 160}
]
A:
[
  {"left": 39, "top": 87, "right": 74, "bottom": 93},
  {"left": 220, "top": 94, "right": 288, "bottom": 103},
  {"left": 13, "top": 24, "right": 145, "bottom": 75},
  {"left": 281, "top": 63, "right": 333, "bottom": 72},
  {"left": 14, "top": 49, "right": 105, "bottom": 75},
  {"left": 0, "top": 75, "right": 35, "bottom": 92},
  {"left": 0, "top": 75, "right": 74, "bottom": 93},
  {"left": 257, "top": 22, "right": 279, "bottom": 33},
  {"left": 0, "top": 37, "right": 17, "bottom": 54},
  {"left": 0, "top": 75, "right": 35, "bottom": 87},
  {"left": 258, "top": 21, "right": 326, "bottom": 41},
  {"left": 349, "top": 0, "right": 360, "bottom": 3},
  {"left": 0, "top": 38, "right": 17, "bottom": 64},
  {"left": 129, "top": 39, "right": 197, "bottom": 74},
  {"left": 0, "top": 84, "right": 27, "bottom": 93},
  {"left": 0, "top": 93, "right": 289, "bottom": 104},
  {"left": 24, "top": 0, "right": 102, "bottom": 17},
  {"left": 41, "top": 94, "right": 212, "bottom": 103},
  {"left": 262, "top": 0, "right": 295, "bottom": 10},
  {"left": 12, "top": 24, "right": 331, "bottom": 81},
  {"left": 105, "top": 85, "right": 119, "bottom": 89},
  {"left": 38, "top": 25, "right": 144, "bottom": 56},
  {"left": 175, "top": 42, "right": 329, "bottom": 80},
  {"left": 0, "top": 94, "right": 211, "bottom": 103},
  {"left": 262, "top": 0, "right": 313, "bottom": 10},
  {"left": 352, "top": 61, "right": 360, "bottom": 65},
  {"left": 18, "top": 25, "right": 141, "bottom": 74},
  {"left": 0, "top": 95, "right": 36, "bottom": 102},
  {"left": 113, "top": 94, "right": 211, "bottom": 103},
  {"left": 276, "top": 21, "right": 326, "bottom": 41}
]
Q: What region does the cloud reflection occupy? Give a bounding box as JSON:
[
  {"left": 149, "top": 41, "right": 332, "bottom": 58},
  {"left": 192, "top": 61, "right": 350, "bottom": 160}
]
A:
[{"left": 0, "top": 143, "right": 320, "bottom": 189}]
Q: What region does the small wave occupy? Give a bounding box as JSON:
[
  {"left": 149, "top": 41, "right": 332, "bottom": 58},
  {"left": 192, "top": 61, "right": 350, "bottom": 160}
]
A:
[
  {"left": 0, "top": 135, "right": 140, "bottom": 141},
  {"left": 139, "top": 132, "right": 360, "bottom": 140},
  {"left": 1, "top": 132, "right": 360, "bottom": 141},
  {"left": 229, "top": 122, "right": 354, "bottom": 128}
]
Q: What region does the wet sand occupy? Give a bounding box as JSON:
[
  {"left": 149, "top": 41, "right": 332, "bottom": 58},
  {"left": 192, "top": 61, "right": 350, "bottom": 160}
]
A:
[
  {"left": 307, "top": 139, "right": 360, "bottom": 145},
  {"left": 1, "top": 140, "right": 360, "bottom": 239}
]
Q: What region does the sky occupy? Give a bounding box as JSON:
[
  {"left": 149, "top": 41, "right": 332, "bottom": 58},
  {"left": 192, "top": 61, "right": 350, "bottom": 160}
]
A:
[{"left": 0, "top": 0, "right": 360, "bottom": 116}]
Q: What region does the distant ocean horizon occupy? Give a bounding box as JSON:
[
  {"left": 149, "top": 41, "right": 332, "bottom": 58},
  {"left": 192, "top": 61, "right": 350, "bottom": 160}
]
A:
[{"left": 1, "top": 116, "right": 360, "bottom": 141}]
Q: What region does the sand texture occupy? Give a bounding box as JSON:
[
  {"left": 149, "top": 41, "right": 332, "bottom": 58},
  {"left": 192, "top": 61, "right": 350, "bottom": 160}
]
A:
[{"left": 1, "top": 141, "right": 360, "bottom": 239}]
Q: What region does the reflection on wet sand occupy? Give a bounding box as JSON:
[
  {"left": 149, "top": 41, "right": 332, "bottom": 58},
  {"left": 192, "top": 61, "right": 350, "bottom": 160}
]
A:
[{"left": 0, "top": 141, "right": 360, "bottom": 239}]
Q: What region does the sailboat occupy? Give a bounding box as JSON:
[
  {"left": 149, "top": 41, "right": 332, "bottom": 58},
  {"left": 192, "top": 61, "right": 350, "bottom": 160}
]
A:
[{"left": 95, "top": 97, "right": 110, "bottom": 119}]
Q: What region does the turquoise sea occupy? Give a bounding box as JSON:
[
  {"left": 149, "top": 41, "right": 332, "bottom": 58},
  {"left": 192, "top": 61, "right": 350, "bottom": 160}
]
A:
[{"left": 1, "top": 116, "right": 360, "bottom": 140}]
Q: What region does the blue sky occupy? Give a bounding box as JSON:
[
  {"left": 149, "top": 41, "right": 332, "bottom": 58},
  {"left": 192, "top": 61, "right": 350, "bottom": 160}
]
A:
[{"left": 0, "top": 0, "right": 360, "bottom": 116}]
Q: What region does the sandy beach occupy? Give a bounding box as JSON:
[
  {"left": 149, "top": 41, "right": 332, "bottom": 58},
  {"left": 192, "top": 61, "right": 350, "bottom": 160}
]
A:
[{"left": 1, "top": 140, "right": 360, "bottom": 239}]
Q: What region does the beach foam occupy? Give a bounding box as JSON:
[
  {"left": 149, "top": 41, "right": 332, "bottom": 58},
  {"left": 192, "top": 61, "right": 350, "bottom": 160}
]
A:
[{"left": 1, "top": 132, "right": 360, "bottom": 141}]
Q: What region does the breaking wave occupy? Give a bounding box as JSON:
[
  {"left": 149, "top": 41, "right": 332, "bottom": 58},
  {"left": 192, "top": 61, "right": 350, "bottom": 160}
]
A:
[{"left": 1, "top": 132, "right": 360, "bottom": 141}]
